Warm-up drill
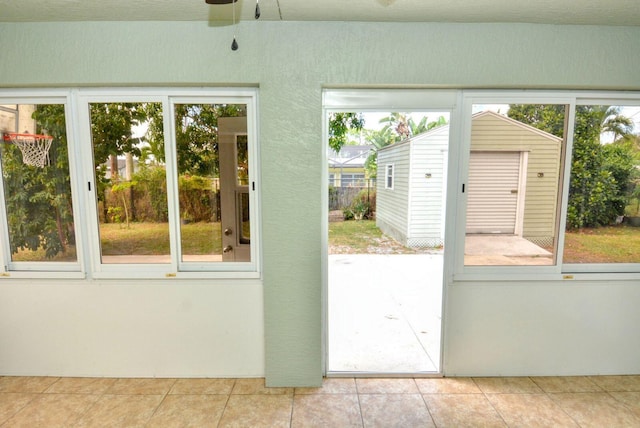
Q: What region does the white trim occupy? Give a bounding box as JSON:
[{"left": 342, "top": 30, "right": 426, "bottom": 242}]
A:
[
  {"left": 456, "top": 89, "right": 640, "bottom": 280},
  {"left": 0, "top": 87, "right": 261, "bottom": 280},
  {"left": 385, "top": 163, "right": 394, "bottom": 190},
  {"left": 514, "top": 151, "right": 528, "bottom": 237},
  {"left": 322, "top": 88, "right": 457, "bottom": 377}
]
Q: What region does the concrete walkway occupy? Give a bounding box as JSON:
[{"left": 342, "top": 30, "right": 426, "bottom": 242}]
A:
[{"left": 328, "top": 253, "right": 443, "bottom": 374}]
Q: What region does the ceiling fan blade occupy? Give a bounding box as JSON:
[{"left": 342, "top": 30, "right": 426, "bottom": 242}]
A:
[{"left": 205, "top": 0, "right": 237, "bottom": 4}]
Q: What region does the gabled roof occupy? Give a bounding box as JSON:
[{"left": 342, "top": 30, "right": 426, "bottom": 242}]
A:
[
  {"left": 473, "top": 110, "right": 563, "bottom": 143},
  {"left": 378, "top": 109, "right": 562, "bottom": 154}
]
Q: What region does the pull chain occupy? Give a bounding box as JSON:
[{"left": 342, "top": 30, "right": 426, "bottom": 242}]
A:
[{"left": 231, "top": 0, "right": 238, "bottom": 50}]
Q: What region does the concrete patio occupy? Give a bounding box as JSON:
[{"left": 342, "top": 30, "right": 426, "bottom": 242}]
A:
[{"left": 328, "top": 253, "right": 443, "bottom": 374}]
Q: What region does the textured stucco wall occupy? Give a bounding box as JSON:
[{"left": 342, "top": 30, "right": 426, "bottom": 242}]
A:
[{"left": 1, "top": 21, "right": 640, "bottom": 386}]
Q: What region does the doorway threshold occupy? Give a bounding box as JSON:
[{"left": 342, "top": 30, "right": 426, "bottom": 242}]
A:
[{"left": 327, "top": 371, "right": 443, "bottom": 379}]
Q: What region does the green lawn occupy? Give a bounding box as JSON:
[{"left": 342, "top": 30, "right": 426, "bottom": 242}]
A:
[
  {"left": 328, "top": 219, "right": 421, "bottom": 254},
  {"left": 563, "top": 225, "right": 640, "bottom": 263},
  {"left": 12, "top": 220, "right": 640, "bottom": 263},
  {"left": 100, "top": 222, "right": 222, "bottom": 255}
]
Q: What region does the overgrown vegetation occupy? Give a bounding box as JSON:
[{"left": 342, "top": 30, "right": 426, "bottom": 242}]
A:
[{"left": 342, "top": 189, "right": 376, "bottom": 220}]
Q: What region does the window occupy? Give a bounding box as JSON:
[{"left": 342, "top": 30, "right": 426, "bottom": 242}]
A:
[
  {"left": 0, "top": 99, "right": 81, "bottom": 275},
  {"left": 463, "top": 103, "right": 566, "bottom": 267},
  {"left": 0, "top": 88, "right": 259, "bottom": 279},
  {"left": 340, "top": 173, "right": 365, "bottom": 187},
  {"left": 457, "top": 92, "right": 640, "bottom": 278},
  {"left": 562, "top": 103, "right": 640, "bottom": 267},
  {"left": 385, "top": 164, "right": 394, "bottom": 189}
]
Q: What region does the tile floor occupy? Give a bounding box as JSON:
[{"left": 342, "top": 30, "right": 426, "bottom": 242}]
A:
[{"left": 2, "top": 375, "right": 640, "bottom": 427}]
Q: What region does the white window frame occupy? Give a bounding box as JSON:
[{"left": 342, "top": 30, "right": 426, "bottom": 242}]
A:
[
  {"left": 454, "top": 90, "right": 640, "bottom": 282},
  {"left": 385, "top": 164, "right": 394, "bottom": 189},
  {"left": 0, "top": 90, "right": 86, "bottom": 279},
  {"left": 0, "top": 87, "right": 261, "bottom": 280}
]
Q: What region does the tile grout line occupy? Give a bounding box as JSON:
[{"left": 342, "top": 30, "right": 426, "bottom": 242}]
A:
[
  {"left": 354, "top": 378, "right": 366, "bottom": 428},
  {"left": 71, "top": 378, "right": 114, "bottom": 427},
  {"left": 143, "top": 378, "right": 178, "bottom": 427},
  {"left": 0, "top": 377, "right": 44, "bottom": 427},
  {"left": 529, "top": 377, "right": 584, "bottom": 428},
  {"left": 415, "top": 377, "right": 438, "bottom": 427},
  {"left": 475, "top": 377, "right": 511, "bottom": 427},
  {"left": 216, "top": 378, "right": 236, "bottom": 428}
]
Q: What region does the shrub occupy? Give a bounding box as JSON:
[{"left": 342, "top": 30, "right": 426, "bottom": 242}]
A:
[{"left": 343, "top": 189, "right": 376, "bottom": 221}]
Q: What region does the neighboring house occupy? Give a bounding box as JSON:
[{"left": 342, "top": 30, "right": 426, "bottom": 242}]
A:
[
  {"left": 104, "top": 157, "right": 139, "bottom": 180},
  {"left": 377, "top": 111, "right": 562, "bottom": 248},
  {"left": 328, "top": 145, "right": 372, "bottom": 187}
]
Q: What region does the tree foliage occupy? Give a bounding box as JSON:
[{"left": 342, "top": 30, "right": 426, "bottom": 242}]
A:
[
  {"left": 328, "top": 113, "right": 364, "bottom": 153},
  {"left": 364, "top": 113, "right": 448, "bottom": 178},
  {"left": 508, "top": 104, "right": 636, "bottom": 228},
  {"left": 3, "top": 104, "right": 75, "bottom": 258}
]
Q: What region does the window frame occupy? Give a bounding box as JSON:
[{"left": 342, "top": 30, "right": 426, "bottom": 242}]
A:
[
  {"left": 385, "top": 164, "right": 394, "bottom": 190},
  {"left": 0, "top": 90, "right": 86, "bottom": 278},
  {"left": 454, "top": 90, "right": 640, "bottom": 282},
  {"left": 0, "top": 87, "right": 261, "bottom": 280}
]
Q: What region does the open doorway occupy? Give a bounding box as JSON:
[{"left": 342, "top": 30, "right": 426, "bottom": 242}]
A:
[{"left": 325, "top": 106, "right": 451, "bottom": 375}]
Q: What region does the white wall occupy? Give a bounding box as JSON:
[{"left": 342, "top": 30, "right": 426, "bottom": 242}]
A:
[
  {"left": 445, "top": 281, "right": 640, "bottom": 376},
  {"left": 0, "top": 21, "right": 640, "bottom": 384},
  {"left": 0, "top": 281, "right": 264, "bottom": 377}
]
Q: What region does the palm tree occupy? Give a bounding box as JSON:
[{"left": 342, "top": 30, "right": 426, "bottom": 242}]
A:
[
  {"left": 595, "top": 105, "right": 634, "bottom": 142},
  {"left": 364, "top": 115, "right": 449, "bottom": 178}
]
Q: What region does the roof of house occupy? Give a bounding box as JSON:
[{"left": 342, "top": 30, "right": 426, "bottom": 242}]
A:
[{"left": 328, "top": 145, "right": 373, "bottom": 168}]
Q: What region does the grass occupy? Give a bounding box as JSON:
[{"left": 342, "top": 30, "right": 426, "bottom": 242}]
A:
[
  {"left": 563, "top": 225, "right": 640, "bottom": 263},
  {"left": 328, "top": 219, "right": 422, "bottom": 254},
  {"left": 100, "top": 222, "right": 222, "bottom": 256},
  {"left": 11, "top": 220, "right": 640, "bottom": 263}
]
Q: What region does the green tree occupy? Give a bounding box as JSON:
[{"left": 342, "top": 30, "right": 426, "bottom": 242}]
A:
[
  {"left": 508, "top": 104, "right": 635, "bottom": 228},
  {"left": 3, "top": 104, "right": 75, "bottom": 258},
  {"left": 328, "top": 113, "right": 364, "bottom": 153},
  {"left": 365, "top": 114, "right": 448, "bottom": 178}
]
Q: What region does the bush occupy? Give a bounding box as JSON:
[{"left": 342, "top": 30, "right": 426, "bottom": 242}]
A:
[{"left": 343, "top": 189, "right": 376, "bottom": 221}]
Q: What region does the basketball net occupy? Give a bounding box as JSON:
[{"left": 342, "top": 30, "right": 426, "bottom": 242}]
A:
[{"left": 2, "top": 133, "right": 54, "bottom": 168}]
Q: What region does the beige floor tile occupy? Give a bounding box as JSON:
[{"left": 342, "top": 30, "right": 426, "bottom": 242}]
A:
[
  {"left": 550, "top": 392, "right": 640, "bottom": 428},
  {"left": 0, "top": 393, "right": 38, "bottom": 425},
  {"left": 291, "top": 394, "right": 362, "bottom": 427},
  {"left": 75, "top": 394, "right": 164, "bottom": 427},
  {"left": 473, "top": 377, "right": 543, "bottom": 394},
  {"left": 45, "top": 377, "right": 118, "bottom": 394},
  {"left": 3, "top": 393, "right": 101, "bottom": 428},
  {"left": 105, "top": 377, "right": 176, "bottom": 395},
  {"left": 0, "top": 376, "right": 60, "bottom": 393},
  {"left": 356, "top": 378, "right": 418, "bottom": 394},
  {"left": 146, "top": 394, "right": 228, "bottom": 427},
  {"left": 423, "top": 393, "right": 507, "bottom": 427},
  {"left": 295, "top": 377, "right": 357, "bottom": 394},
  {"left": 415, "top": 377, "right": 481, "bottom": 394},
  {"left": 360, "top": 393, "right": 434, "bottom": 428},
  {"left": 232, "top": 378, "right": 293, "bottom": 395},
  {"left": 530, "top": 376, "right": 601, "bottom": 393},
  {"left": 607, "top": 391, "right": 640, "bottom": 415},
  {"left": 487, "top": 393, "right": 578, "bottom": 427},
  {"left": 169, "top": 378, "right": 236, "bottom": 395},
  {"left": 588, "top": 375, "right": 640, "bottom": 392},
  {"left": 219, "top": 394, "right": 293, "bottom": 428}
]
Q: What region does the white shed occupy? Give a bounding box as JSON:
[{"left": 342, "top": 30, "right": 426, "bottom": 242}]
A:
[
  {"left": 376, "top": 111, "right": 562, "bottom": 248},
  {"left": 376, "top": 125, "right": 449, "bottom": 248}
]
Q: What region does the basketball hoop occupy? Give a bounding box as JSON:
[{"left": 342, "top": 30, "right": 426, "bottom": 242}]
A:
[{"left": 2, "top": 132, "right": 53, "bottom": 168}]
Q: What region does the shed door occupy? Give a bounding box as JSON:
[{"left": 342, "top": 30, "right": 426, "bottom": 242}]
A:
[{"left": 466, "top": 151, "right": 520, "bottom": 234}]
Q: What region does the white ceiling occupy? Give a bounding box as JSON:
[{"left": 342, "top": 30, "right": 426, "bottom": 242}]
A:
[{"left": 0, "top": 0, "right": 639, "bottom": 26}]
